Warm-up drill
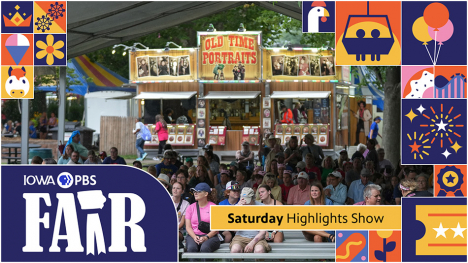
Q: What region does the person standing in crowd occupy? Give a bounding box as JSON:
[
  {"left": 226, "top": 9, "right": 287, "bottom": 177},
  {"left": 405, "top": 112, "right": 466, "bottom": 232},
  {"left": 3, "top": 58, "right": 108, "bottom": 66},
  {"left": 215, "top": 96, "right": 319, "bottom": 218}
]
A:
[
  {"left": 172, "top": 181, "right": 190, "bottom": 248},
  {"left": 280, "top": 170, "right": 294, "bottom": 202},
  {"left": 185, "top": 183, "right": 220, "bottom": 254},
  {"left": 321, "top": 156, "right": 336, "bottom": 187},
  {"left": 38, "top": 112, "right": 48, "bottom": 139},
  {"left": 292, "top": 102, "right": 302, "bottom": 124},
  {"left": 28, "top": 121, "right": 37, "bottom": 138},
  {"left": 287, "top": 172, "right": 311, "bottom": 205},
  {"left": 215, "top": 170, "right": 231, "bottom": 203},
  {"left": 324, "top": 171, "right": 347, "bottom": 205},
  {"left": 352, "top": 143, "right": 367, "bottom": 161},
  {"left": 189, "top": 165, "right": 213, "bottom": 189},
  {"left": 156, "top": 152, "right": 178, "bottom": 176},
  {"left": 133, "top": 117, "right": 148, "bottom": 161},
  {"left": 67, "top": 151, "right": 82, "bottom": 165},
  {"left": 258, "top": 184, "right": 284, "bottom": 243},
  {"left": 353, "top": 101, "right": 372, "bottom": 145},
  {"left": 347, "top": 168, "right": 373, "bottom": 204},
  {"left": 84, "top": 150, "right": 102, "bottom": 164},
  {"left": 368, "top": 117, "right": 382, "bottom": 148},
  {"left": 153, "top": 114, "right": 168, "bottom": 161},
  {"left": 102, "top": 147, "right": 127, "bottom": 165},
  {"left": 300, "top": 134, "right": 324, "bottom": 166},
  {"left": 303, "top": 181, "right": 335, "bottom": 242},
  {"left": 365, "top": 139, "right": 379, "bottom": 171},
  {"left": 280, "top": 104, "right": 294, "bottom": 124},
  {"left": 236, "top": 141, "right": 255, "bottom": 170},
  {"left": 58, "top": 145, "right": 83, "bottom": 164},
  {"left": 304, "top": 153, "right": 321, "bottom": 184},
  {"left": 284, "top": 136, "right": 302, "bottom": 170},
  {"left": 47, "top": 112, "right": 57, "bottom": 128},
  {"left": 63, "top": 130, "right": 88, "bottom": 162},
  {"left": 354, "top": 184, "right": 382, "bottom": 205},
  {"left": 346, "top": 158, "right": 363, "bottom": 187},
  {"left": 230, "top": 187, "right": 271, "bottom": 254}
]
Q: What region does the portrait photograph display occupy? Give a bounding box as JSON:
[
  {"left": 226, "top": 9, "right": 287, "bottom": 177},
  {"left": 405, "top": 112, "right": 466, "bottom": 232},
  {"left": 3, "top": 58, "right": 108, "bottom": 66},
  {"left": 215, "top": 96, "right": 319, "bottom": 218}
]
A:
[{"left": 136, "top": 56, "right": 149, "bottom": 77}]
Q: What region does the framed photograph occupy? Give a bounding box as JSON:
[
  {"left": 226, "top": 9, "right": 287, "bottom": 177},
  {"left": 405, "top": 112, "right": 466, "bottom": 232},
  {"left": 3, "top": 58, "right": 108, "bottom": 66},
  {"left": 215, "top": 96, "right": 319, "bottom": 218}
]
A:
[
  {"left": 197, "top": 128, "right": 205, "bottom": 138},
  {"left": 263, "top": 109, "right": 271, "bottom": 118},
  {"left": 319, "top": 125, "right": 328, "bottom": 134},
  {"left": 151, "top": 135, "right": 159, "bottom": 144},
  {"left": 318, "top": 135, "right": 328, "bottom": 145},
  {"left": 302, "top": 126, "right": 310, "bottom": 134},
  {"left": 297, "top": 55, "right": 311, "bottom": 76},
  {"left": 263, "top": 118, "right": 271, "bottom": 128},
  {"left": 168, "top": 135, "right": 176, "bottom": 144},
  {"left": 197, "top": 119, "right": 205, "bottom": 128},
  {"left": 263, "top": 128, "right": 271, "bottom": 136},
  {"left": 209, "top": 135, "right": 218, "bottom": 145},
  {"left": 283, "top": 56, "right": 299, "bottom": 76},
  {"left": 186, "top": 126, "right": 194, "bottom": 134},
  {"left": 242, "top": 136, "right": 249, "bottom": 143},
  {"left": 263, "top": 97, "right": 271, "bottom": 108},
  {"left": 271, "top": 55, "right": 284, "bottom": 76},
  {"left": 198, "top": 139, "right": 206, "bottom": 148},
  {"left": 136, "top": 56, "right": 149, "bottom": 77},
  {"left": 185, "top": 135, "right": 193, "bottom": 144},
  {"left": 168, "top": 126, "right": 176, "bottom": 134},
  {"left": 178, "top": 56, "right": 190, "bottom": 76},
  {"left": 319, "top": 56, "right": 335, "bottom": 76},
  {"left": 249, "top": 135, "right": 258, "bottom": 145},
  {"left": 149, "top": 56, "right": 158, "bottom": 76},
  {"left": 198, "top": 99, "right": 206, "bottom": 108},
  {"left": 169, "top": 57, "right": 179, "bottom": 76},
  {"left": 176, "top": 135, "right": 184, "bottom": 144},
  {"left": 309, "top": 55, "right": 320, "bottom": 76},
  {"left": 276, "top": 125, "right": 284, "bottom": 135},
  {"left": 157, "top": 56, "right": 169, "bottom": 76},
  {"left": 177, "top": 126, "right": 185, "bottom": 135},
  {"left": 197, "top": 108, "right": 206, "bottom": 119},
  {"left": 285, "top": 125, "right": 292, "bottom": 134},
  {"left": 311, "top": 125, "right": 318, "bottom": 134},
  {"left": 218, "top": 136, "right": 225, "bottom": 145},
  {"left": 293, "top": 125, "right": 301, "bottom": 134},
  {"left": 284, "top": 135, "right": 291, "bottom": 145}
]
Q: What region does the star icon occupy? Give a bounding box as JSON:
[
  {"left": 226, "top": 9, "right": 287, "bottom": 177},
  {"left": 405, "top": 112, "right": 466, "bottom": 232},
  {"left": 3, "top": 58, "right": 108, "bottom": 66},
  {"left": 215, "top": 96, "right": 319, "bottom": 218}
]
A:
[
  {"left": 409, "top": 141, "right": 421, "bottom": 153},
  {"left": 433, "top": 223, "right": 449, "bottom": 238},
  {"left": 446, "top": 174, "right": 456, "bottom": 184},
  {"left": 451, "top": 223, "right": 467, "bottom": 238},
  {"left": 442, "top": 149, "right": 451, "bottom": 159},
  {"left": 451, "top": 141, "right": 462, "bottom": 153},
  {"left": 417, "top": 104, "right": 426, "bottom": 114},
  {"left": 435, "top": 119, "right": 448, "bottom": 131},
  {"left": 405, "top": 109, "right": 418, "bottom": 123}
]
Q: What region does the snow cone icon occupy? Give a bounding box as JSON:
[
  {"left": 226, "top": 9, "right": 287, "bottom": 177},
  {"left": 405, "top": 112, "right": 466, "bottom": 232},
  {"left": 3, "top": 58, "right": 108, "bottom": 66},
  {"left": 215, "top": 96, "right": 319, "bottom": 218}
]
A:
[
  {"left": 5, "top": 34, "right": 30, "bottom": 65},
  {"left": 57, "top": 172, "right": 73, "bottom": 189}
]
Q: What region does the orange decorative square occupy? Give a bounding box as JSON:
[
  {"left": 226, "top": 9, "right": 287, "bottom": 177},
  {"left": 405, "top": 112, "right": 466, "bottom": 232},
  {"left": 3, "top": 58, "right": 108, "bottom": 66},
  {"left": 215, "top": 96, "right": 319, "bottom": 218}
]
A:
[
  {"left": 369, "top": 231, "right": 401, "bottom": 262},
  {"left": 434, "top": 165, "right": 467, "bottom": 197},
  {"left": 1, "top": 34, "right": 34, "bottom": 66}
]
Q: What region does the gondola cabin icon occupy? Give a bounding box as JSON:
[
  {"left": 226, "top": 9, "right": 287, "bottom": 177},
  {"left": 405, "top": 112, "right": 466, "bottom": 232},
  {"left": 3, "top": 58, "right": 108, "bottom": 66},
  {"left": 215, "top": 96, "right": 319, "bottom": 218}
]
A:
[{"left": 336, "top": 1, "right": 401, "bottom": 65}]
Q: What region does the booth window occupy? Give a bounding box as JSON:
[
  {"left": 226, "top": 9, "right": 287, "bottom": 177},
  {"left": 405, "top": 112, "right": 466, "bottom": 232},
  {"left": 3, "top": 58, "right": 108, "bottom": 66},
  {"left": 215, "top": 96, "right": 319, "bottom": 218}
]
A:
[{"left": 134, "top": 92, "right": 197, "bottom": 124}]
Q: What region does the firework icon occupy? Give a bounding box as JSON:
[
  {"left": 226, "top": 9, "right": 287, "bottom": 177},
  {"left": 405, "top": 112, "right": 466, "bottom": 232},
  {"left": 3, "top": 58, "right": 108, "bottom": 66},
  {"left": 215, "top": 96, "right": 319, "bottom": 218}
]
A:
[{"left": 402, "top": 99, "right": 466, "bottom": 164}]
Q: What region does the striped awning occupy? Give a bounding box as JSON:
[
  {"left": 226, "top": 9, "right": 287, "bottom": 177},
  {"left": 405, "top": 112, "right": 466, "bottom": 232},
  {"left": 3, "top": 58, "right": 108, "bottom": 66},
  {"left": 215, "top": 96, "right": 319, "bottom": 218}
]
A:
[{"left": 72, "top": 55, "right": 128, "bottom": 89}]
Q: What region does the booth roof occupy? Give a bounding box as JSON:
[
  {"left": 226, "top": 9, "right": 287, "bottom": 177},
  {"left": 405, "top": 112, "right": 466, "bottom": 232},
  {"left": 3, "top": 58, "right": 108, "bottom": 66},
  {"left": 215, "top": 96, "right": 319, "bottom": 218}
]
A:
[{"left": 67, "top": 1, "right": 301, "bottom": 58}]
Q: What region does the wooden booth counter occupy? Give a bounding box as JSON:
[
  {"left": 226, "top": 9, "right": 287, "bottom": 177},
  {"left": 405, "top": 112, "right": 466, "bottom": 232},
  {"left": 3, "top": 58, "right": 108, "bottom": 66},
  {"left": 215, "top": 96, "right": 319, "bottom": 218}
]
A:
[{"left": 209, "top": 116, "right": 260, "bottom": 131}]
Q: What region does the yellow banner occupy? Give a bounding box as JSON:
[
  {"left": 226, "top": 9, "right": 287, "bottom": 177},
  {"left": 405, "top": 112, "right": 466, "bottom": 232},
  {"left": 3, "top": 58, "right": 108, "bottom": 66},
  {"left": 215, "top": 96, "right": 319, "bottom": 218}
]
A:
[{"left": 211, "top": 206, "right": 401, "bottom": 230}]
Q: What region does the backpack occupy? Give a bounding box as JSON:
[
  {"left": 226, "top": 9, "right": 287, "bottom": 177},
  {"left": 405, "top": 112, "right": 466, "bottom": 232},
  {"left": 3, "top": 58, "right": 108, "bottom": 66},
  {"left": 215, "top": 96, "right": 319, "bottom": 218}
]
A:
[
  {"left": 176, "top": 115, "right": 188, "bottom": 124},
  {"left": 140, "top": 125, "right": 152, "bottom": 141}
]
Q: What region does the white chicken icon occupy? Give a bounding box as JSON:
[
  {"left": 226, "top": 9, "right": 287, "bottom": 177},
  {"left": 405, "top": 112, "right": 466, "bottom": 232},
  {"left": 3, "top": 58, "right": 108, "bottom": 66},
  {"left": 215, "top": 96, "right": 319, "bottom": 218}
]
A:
[{"left": 307, "top": 1, "right": 330, "bottom": 33}]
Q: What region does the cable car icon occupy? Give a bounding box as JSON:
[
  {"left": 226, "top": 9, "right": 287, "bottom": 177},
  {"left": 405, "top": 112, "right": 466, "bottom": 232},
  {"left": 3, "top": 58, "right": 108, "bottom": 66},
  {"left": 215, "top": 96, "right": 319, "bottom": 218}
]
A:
[{"left": 342, "top": 2, "right": 395, "bottom": 62}]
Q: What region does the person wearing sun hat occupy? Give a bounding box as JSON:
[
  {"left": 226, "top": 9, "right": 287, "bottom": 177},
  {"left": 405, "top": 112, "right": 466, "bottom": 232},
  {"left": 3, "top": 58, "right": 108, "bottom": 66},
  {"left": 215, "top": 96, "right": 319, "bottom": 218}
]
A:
[
  {"left": 184, "top": 182, "right": 221, "bottom": 254},
  {"left": 324, "top": 171, "right": 347, "bottom": 205},
  {"left": 157, "top": 173, "right": 171, "bottom": 193},
  {"left": 258, "top": 133, "right": 283, "bottom": 167}
]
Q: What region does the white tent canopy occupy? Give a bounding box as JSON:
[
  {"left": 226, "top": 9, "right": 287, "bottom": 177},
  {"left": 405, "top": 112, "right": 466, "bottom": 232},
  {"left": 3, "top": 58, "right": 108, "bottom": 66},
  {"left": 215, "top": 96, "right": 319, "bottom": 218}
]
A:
[
  {"left": 84, "top": 91, "right": 135, "bottom": 100},
  {"left": 270, "top": 91, "right": 331, "bottom": 99},
  {"left": 203, "top": 91, "right": 261, "bottom": 99},
  {"left": 133, "top": 91, "right": 197, "bottom": 100},
  {"left": 67, "top": 1, "right": 302, "bottom": 58}
]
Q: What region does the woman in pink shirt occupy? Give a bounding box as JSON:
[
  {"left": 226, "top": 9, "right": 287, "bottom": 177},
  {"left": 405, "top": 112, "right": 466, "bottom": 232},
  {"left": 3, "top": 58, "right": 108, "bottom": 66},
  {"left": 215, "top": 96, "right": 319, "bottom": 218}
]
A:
[
  {"left": 154, "top": 114, "right": 168, "bottom": 161},
  {"left": 185, "top": 183, "right": 220, "bottom": 253}
]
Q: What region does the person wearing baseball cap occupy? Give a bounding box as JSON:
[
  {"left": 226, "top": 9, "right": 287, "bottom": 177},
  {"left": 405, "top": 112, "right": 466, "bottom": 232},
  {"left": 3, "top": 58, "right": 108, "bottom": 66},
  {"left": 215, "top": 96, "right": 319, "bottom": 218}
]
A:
[
  {"left": 215, "top": 170, "right": 231, "bottom": 203},
  {"left": 287, "top": 171, "right": 311, "bottom": 205},
  {"left": 155, "top": 152, "right": 178, "bottom": 177},
  {"left": 185, "top": 183, "right": 220, "bottom": 254},
  {"left": 347, "top": 168, "right": 373, "bottom": 205},
  {"left": 230, "top": 187, "right": 271, "bottom": 254},
  {"left": 185, "top": 157, "right": 194, "bottom": 168},
  {"left": 368, "top": 116, "right": 382, "bottom": 148},
  {"left": 218, "top": 180, "right": 241, "bottom": 244},
  {"left": 324, "top": 170, "right": 347, "bottom": 205},
  {"left": 236, "top": 141, "right": 254, "bottom": 170},
  {"left": 338, "top": 150, "right": 350, "bottom": 169}
]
